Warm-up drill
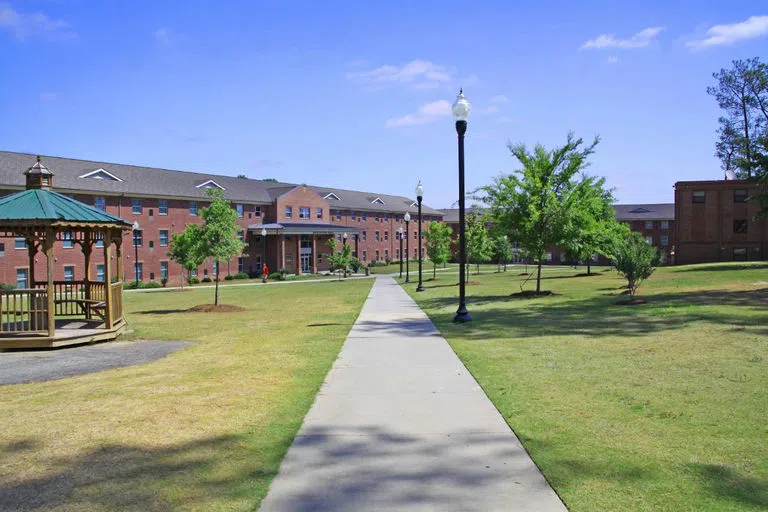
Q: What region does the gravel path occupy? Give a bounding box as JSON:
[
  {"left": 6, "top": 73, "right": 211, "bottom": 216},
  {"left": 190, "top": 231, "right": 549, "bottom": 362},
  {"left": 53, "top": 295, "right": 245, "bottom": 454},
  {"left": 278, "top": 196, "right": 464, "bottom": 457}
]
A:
[{"left": 0, "top": 340, "right": 192, "bottom": 385}]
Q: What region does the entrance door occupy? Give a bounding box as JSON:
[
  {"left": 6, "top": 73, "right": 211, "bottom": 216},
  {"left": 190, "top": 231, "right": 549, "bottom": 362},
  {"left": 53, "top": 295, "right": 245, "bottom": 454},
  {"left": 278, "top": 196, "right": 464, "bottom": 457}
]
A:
[{"left": 300, "top": 254, "right": 312, "bottom": 273}]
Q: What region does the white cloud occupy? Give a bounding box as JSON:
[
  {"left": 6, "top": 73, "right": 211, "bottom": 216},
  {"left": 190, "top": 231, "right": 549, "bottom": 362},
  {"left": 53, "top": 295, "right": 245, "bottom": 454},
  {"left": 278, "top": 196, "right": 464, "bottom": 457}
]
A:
[
  {"left": 490, "top": 95, "right": 509, "bottom": 104},
  {"left": 346, "top": 60, "right": 454, "bottom": 91},
  {"left": 581, "top": 26, "right": 664, "bottom": 50},
  {"left": 386, "top": 100, "right": 452, "bottom": 128},
  {"left": 607, "top": 56, "right": 620, "bottom": 64},
  {"left": 686, "top": 15, "right": 768, "bottom": 50},
  {"left": 0, "top": 3, "right": 73, "bottom": 41}
]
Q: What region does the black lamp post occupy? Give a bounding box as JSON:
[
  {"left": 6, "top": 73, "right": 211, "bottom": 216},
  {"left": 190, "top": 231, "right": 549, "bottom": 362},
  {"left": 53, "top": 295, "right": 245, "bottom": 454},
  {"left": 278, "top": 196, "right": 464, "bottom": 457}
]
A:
[
  {"left": 343, "top": 232, "right": 348, "bottom": 277},
  {"left": 132, "top": 220, "right": 140, "bottom": 288},
  {"left": 261, "top": 228, "right": 267, "bottom": 273},
  {"left": 416, "top": 181, "right": 425, "bottom": 292},
  {"left": 398, "top": 227, "right": 404, "bottom": 278},
  {"left": 452, "top": 89, "right": 471, "bottom": 323},
  {"left": 404, "top": 212, "right": 411, "bottom": 282}
]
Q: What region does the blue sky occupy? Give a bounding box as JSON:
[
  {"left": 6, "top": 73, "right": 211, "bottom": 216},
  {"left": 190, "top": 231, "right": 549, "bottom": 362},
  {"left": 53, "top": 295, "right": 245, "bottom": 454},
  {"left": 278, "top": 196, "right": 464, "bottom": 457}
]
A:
[{"left": 1, "top": 1, "right": 767, "bottom": 208}]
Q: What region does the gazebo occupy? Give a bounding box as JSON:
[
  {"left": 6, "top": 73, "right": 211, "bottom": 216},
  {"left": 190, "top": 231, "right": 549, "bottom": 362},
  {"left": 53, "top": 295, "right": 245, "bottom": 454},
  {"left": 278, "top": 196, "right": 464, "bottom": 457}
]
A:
[{"left": 0, "top": 157, "right": 132, "bottom": 349}]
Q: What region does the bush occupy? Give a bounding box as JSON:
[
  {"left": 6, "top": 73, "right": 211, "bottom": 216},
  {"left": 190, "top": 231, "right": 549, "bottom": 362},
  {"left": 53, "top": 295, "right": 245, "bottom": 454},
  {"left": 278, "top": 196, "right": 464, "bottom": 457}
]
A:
[
  {"left": 201, "top": 277, "right": 212, "bottom": 283},
  {"left": 142, "top": 281, "right": 162, "bottom": 289},
  {"left": 161, "top": 277, "right": 168, "bottom": 287},
  {"left": 248, "top": 271, "right": 261, "bottom": 279},
  {"left": 349, "top": 258, "right": 362, "bottom": 273},
  {"left": 187, "top": 277, "right": 200, "bottom": 285},
  {"left": 268, "top": 272, "right": 284, "bottom": 281},
  {"left": 224, "top": 275, "right": 235, "bottom": 281},
  {"left": 278, "top": 268, "right": 288, "bottom": 277},
  {"left": 0, "top": 283, "right": 16, "bottom": 291},
  {"left": 612, "top": 233, "right": 660, "bottom": 298},
  {"left": 234, "top": 272, "right": 249, "bottom": 280},
  {"left": 385, "top": 256, "right": 392, "bottom": 265}
]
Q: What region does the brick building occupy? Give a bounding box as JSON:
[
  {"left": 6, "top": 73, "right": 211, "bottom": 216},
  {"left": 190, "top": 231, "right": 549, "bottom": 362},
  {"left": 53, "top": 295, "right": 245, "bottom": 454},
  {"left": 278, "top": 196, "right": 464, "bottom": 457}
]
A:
[
  {"left": 675, "top": 179, "right": 767, "bottom": 265},
  {"left": 0, "top": 151, "right": 442, "bottom": 287}
]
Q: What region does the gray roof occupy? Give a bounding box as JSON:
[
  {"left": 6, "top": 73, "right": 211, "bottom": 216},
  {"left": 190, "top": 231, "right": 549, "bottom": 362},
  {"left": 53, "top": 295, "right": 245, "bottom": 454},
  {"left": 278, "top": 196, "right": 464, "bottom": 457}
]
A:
[
  {"left": 439, "top": 207, "right": 482, "bottom": 223},
  {"left": 0, "top": 151, "right": 443, "bottom": 215},
  {"left": 248, "top": 222, "right": 360, "bottom": 235},
  {"left": 613, "top": 203, "right": 674, "bottom": 221}
]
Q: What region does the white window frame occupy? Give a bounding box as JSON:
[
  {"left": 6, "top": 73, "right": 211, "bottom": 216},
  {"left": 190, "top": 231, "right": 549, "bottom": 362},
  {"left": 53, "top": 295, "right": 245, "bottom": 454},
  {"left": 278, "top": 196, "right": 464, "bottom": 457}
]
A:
[
  {"left": 159, "top": 230, "right": 169, "bottom": 247},
  {"left": 160, "top": 261, "right": 169, "bottom": 280},
  {"left": 94, "top": 196, "right": 106, "bottom": 211},
  {"left": 189, "top": 202, "right": 198, "bottom": 216},
  {"left": 131, "top": 199, "right": 142, "bottom": 214},
  {"left": 299, "top": 206, "right": 311, "bottom": 219},
  {"left": 63, "top": 265, "right": 75, "bottom": 282},
  {"left": 159, "top": 199, "right": 168, "bottom": 215}
]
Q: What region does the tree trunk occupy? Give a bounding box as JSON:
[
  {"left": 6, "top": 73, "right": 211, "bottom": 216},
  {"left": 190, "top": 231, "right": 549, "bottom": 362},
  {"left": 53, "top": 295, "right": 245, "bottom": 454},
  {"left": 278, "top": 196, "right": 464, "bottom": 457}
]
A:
[
  {"left": 587, "top": 260, "right": 591, "bottom": 275},
  {"left": 536, "top": 253, "right": 543, "bottom": 293},
  {"left": 180, "top": 269, "right": 185, "bottom": 290},
  {"left": 214, "top": 261, "right": 220, "bottom": 305},
  {"left": 433, "top": 264, "right": 436, "bottom": 279}
]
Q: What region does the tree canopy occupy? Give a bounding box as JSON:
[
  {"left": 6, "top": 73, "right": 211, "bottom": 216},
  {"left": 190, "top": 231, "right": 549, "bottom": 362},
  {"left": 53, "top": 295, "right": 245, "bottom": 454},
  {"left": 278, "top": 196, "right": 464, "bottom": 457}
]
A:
[
  {"left": 167, "top": 224, "right": 205, "bottom": 289},
  {"left": 490, "top": 235, "right": 513, "bottom": 272},
  {"left": 465, "top": 211, "right": 492, "bottom": 274},
  {"left": 612, "top": 233, "right": 660, "bottom": 299},
  {"left": 424, "top": 221, "right": 453, "bottom": 278}
]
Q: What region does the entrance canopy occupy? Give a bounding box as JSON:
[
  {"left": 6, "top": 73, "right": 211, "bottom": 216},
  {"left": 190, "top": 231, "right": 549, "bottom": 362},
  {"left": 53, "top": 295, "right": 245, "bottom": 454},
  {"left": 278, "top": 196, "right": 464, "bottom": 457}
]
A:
[{"left": 249, "top": 222, "right": 359, "bottom": 236}]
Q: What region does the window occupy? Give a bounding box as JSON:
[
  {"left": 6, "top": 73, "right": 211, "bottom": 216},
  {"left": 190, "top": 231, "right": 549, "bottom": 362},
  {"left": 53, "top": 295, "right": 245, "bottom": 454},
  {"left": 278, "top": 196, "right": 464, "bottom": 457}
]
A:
[
  {"left": 238, "top": 257, "right": 244, "bottom": 274},
  {"left": 414, "top": 248, "right": 417, "bottom": 259},
  {"left": 351, "top": 212, "right": 356, "bottom": 220},
  {"left": 660, "top": 235, "right": 669, "bottom": 247},
  {"left": 384, "top": 231, "right": 389, "bottom": 241},
  {"left": 159, "top": 199, "right": 168, "bottom": 215},
  {"left": 375, "top": 215, "right": 379, "bottom": 222},
  {"left": 336, "top": 211, "right": 341, "bottom": 220},
  {"left": 0, "top": 243, "right": 4, "bottom": 257},
  {"left": 254, "top": 206, "right": 262, "bottom": 217},
  {"left": 645, "top": 236, "right": 653, "bottom": 245},
  {"left": 414, "top": 231, "right": 417, "bottom": 240},
  {"left": 692, "top": 191, "right": 706, "bottom": 204},
  {"left": 94, "top": 196, "right": 106, "bottom": 211},
  {"left": 191, "top": 268, "right": 197, "bottom": 278},
  {"left": 362, "top": 231, "right": 367, "bottom": 241},
  {"left": 733, "top": 248, "right": 747, "bottom": 261},
  {"left": 14, "top": 237, "right": 26, "bottom": 249},
  {"left": 16, "top": 268, "right": 28, "bottom": 289},
  {"left": 546, "top": 252, "right": 553, "bottom": 262},
  {"left": 362, "top": 212, "right": 367, "bottom": 221},
  {"left": 733, "top": 219, "right": 748, "bottom": 234},
  {"left": 285, "top": 254, "right": 293, "bottom": 268},
  {"left": 645, "top": 221, "right": 654, "bottom": 230},
  {"left": 734, "top": 189, "right": 749, "bottom": 203},
  {"left": 316, "top": 208, "right": 323, "bottom": 219},
  {"left": 159, "top": 230, "right": 169, "bottom": 246},
  {"left": 238, "top": 230, "right": 245, "bottom": 243},
  {"left": 375, "top": 231, "right": 380, "bottom": 241},
  {"left": 96, "top": 264, "right": 105, "bottom": 282},
  {"left": 132, "top": 199, "right": 142, "bottom": 214},
  {"left": 133, "top": 230, "right": 143, "bottom": 247},
  {"left": 189, "top": 201, "right": 198, "bottom": 216},
  {"left": 661, "top": 220, "right": 669, "bottom": 230},
  {"left": 63, "top": 266, "right": 74, "bottom": 282},
  {"left": 385, "top": 249, "right": 389, "bottom": 259},
  {"left": 285, "top": 206, "right": 292, "bottom": 218},
  {"left": 396, "top": 249, "right": 400, "bottom": 259},
  {"left": 362, "top": 250, "right": 367, "bottom": 261},
  {"left": 375, "top": 250, "right": 380, "bottom": 261},
  {"left": 299, "top": 207, "right": 310, "bottom": 219},
  {"left": 236, "top": 204, "right": 244, "bottom": 217},
  {"left": 135, "top": 263, "right": 143, "bottom": 281}
]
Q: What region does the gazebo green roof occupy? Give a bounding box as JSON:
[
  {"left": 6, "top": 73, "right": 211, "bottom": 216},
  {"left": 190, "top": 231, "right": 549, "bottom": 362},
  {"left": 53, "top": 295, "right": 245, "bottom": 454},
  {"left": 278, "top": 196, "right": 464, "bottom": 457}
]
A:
[{"left": 0, "top": 188, "right": 131, "bottom": 226}]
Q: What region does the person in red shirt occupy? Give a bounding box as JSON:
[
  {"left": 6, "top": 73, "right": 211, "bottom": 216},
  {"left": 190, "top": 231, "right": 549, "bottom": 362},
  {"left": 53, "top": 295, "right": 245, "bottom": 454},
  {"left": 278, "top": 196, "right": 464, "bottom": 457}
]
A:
[{"left": 262, "top": 263, "right": 269, "bottom": 283}]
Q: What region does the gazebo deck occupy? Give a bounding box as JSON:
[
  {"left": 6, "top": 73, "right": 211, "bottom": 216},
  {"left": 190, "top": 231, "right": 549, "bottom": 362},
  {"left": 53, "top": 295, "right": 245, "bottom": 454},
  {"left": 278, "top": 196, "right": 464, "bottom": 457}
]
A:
[{"left": 0, "top": 318, "right": 127, "bottom": 349}]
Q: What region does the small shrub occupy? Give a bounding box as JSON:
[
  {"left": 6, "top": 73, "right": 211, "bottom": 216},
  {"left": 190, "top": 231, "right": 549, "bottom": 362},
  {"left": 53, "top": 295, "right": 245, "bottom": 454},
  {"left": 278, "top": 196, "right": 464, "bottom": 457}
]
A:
[
  {"left": 187, "top": 277, "right": 200, "bottom": 285},
  {"left": 161, "top": 277, "right": 168, "bottom": 287},
  {"left": 268, "top": 272, "right": 284, "bottom": 281},
  {"left": 248, "top": 271, "right": 260, "bottom": 279},
  {"left": 201, "top": 277, "right": 212, "bottom": 283},
  {"left": 234, "top": 272, "right": 249, "bottom": 280},
  {"left": 224, "top": 275, "right": 235, "bottom": 281},
  {"left": 349, "top": 258, "right": 362, "bottom": 273},
  {"left": 0, "top": 283, "right": 16, "bottom": 291},
  {"left": 141, "top": 281, "right": 162, "bottom": 289},
  {"left": 612, "top": 233, "right": 660, "bottom": 298},
  {"left": 278, "top": 268, "right": 288, "bottom": 277},
  {"left": 385, "top": 256, "right": 392, "bottom": 265}
]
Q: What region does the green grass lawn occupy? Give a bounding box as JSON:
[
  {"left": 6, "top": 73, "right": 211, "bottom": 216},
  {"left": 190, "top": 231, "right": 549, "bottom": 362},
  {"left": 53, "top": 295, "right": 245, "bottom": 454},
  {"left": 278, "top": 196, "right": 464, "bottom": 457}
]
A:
[
  {"left": 401, "top": 262, "right": 768, "bottom": 512},
  {"left": 0, "top": 279, "right": 373, "bottom": 511}
]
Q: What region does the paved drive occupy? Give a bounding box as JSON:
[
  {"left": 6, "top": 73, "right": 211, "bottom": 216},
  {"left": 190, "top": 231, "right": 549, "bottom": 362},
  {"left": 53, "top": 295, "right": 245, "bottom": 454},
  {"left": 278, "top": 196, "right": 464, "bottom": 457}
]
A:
[{"left": 260, "top": 276, "right": 567, "bottom": 511}]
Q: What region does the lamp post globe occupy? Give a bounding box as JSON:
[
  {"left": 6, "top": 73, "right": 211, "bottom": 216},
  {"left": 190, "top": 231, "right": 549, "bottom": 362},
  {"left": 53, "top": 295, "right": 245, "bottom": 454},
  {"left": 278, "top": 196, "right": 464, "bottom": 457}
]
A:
[
  {"left": 398, "top": 226, "right": 404, "bottom": 278},
  {"left": 453, "top": 89, "right": 471, "bottom": 323},
  {"left": 132, "top": 221, "right": 140, "bottom": 288},
  {"left": 415, "top": 181, "right": 425, "bottom": 292},
  {"left": 404, "top": 212, "right": 411, "bottom": 283}
]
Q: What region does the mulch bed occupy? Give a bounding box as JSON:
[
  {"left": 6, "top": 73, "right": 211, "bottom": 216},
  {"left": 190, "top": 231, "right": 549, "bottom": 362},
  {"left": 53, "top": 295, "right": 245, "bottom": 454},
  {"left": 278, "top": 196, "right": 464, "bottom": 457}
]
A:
[
  {"left": 614, "top": 298, "right": 647, "bottom": 306},
  {"left": 188, "top": 304, "right": 246, "bottom": 313},
  {"left": 510, "top": 290, "right": 555, "bottom": 299},
  {"left": 466, "top": 280, "right": 481, "bottom": 286}
]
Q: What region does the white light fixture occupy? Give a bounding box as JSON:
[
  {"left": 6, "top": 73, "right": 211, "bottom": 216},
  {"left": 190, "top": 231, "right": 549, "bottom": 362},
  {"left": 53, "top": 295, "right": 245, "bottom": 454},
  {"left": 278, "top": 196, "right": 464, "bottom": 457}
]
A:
[
  {"left": 404, "top": 212, "right": 411, "bottom": 222},
  {"left": 415, "top": 181, "right": 424, "bottom": 199},
  {"left": 452, "top": 89, "right": 470, "bottom": 121},
  {"left": 132, "top": 220, "right": 140, "bottom": 231},
  {"left": 261, "top": 228, "right": 267, "bottom": 237},
  {"left": 398, "top": 227, "right": 403, "bottom": 234},
  {"left": 343, "top": 232, "right": 348, "bottom": 239}
]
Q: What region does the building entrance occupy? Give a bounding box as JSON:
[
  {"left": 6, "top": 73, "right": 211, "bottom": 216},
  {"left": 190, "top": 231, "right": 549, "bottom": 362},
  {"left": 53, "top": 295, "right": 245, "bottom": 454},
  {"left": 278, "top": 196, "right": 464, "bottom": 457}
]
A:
[{"left": 300, "top": 236, "right": 313, "bottom": 273}]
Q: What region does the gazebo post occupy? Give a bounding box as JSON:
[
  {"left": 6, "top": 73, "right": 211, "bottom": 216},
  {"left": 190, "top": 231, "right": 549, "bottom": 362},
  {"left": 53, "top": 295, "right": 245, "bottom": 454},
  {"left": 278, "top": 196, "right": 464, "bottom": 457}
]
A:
[
  {"left": 103, "top": 228, "right": 114, "bottom": 330},
  {"left": 82, "top": 234, "right": 93, "bottom": 319},
  {"left": 44, "top": 229, "right": 55, "bottom": 337},
  {"left": 27, "top": 242, "right": 36, "bottom": 287},
  {"left": 115, "top": 237, "right": 123, "bottom": 286}
]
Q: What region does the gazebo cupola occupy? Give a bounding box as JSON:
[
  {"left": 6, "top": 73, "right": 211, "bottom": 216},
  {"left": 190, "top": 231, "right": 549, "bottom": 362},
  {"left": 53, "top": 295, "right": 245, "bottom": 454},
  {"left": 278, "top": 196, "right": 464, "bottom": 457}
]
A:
[{"left": 24, "top": 155, "right": 54, "bottom": 189}]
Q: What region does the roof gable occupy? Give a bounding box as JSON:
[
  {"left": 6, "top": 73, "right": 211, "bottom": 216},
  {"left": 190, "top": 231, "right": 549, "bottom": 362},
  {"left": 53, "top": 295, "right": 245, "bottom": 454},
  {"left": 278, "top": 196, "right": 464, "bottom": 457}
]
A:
[
  {"left": 196, "top": 179, "right": 225, "bottom": 190},
  {"left": 79, "top": 168, "right": 123, "bottom": 182},
  {"left": 323, "top": 192, "right": 341, "bottom": 201}
]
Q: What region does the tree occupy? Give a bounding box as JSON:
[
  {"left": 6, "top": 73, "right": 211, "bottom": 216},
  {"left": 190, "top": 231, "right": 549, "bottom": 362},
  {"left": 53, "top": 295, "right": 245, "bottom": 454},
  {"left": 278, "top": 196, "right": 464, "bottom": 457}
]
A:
[
  {"left": 167, "top": 225, "right": 204, "bottom": 289},
  {"left": 424, "top": 221, "right": 452, "bottom": 279},
  {"left": 477, "top": 132, "right": 600, "bottom": 293},
  {"left": 491, "top": 235, "right": 513, "bottom": 272},
  {"left": 326, "top": 238, "right": 351, "bottom": 280},
  {"left": 612, "top": 233, "right": 660, "bottom": 299},
  {"left": 198, "top": 189, "right": 246, "bottom": 305},
  {"left": 465, "top": 211, "right": 491, "bottom": 275},
  {"left": 708, "top": 58, "right": 768, "bottom": 180},
  {"left": 561, "top": 176, "right": 618, "bottom": 275}
]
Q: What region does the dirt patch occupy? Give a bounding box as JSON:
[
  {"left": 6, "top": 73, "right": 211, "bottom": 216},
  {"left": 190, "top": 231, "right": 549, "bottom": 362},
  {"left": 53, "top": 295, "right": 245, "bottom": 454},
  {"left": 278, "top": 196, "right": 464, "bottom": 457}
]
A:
[
  {"left": 614, "top": 298, "right": 647, "bottom": 306},
  {"left": 188, "top": 304, "right": 246, "bottom": 313},
  {"left": 466, "top": 280, "right": 481, "bottom": 286},
  {"left": 519, "top": 272, "right": 530, "bottom": 276},
  {"left": 574, "top": 273, "right": 597, "bottom": 277},
  {"left": 510, "top": 290, "right": 555, "bottom": 299}
]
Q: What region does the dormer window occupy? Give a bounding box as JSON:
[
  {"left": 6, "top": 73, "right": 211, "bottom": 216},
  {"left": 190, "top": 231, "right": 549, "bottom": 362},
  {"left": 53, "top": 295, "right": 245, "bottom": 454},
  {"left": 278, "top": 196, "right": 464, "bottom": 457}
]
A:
[
  {"left": 196, "top": 179, "right": 225, "bottom": 190},
  {"left": 629, "top": 207, "right": 651, "bottom": 214},
  {"left": 371, "top": 197, "right": 386, "bottom": 205},
  {"left": 78, "top": 168, "right": 123, "bottom": 182},
  {"left": 323, "top": 192, "right": 341, "bottom": 201}
]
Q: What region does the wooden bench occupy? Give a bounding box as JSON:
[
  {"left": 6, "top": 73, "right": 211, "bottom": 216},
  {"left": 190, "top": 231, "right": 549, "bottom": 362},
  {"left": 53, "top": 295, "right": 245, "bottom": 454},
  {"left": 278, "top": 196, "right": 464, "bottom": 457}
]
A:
[{"left": 54, "top": 299, "right": 107, "bottom": 322}]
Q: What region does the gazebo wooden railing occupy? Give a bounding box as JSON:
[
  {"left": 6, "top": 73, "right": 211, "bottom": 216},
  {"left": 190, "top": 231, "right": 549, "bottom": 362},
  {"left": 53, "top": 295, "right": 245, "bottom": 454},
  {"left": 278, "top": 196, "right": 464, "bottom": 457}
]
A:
[{"left": 0, "top": 288, "right": 49, "bottom": 334}]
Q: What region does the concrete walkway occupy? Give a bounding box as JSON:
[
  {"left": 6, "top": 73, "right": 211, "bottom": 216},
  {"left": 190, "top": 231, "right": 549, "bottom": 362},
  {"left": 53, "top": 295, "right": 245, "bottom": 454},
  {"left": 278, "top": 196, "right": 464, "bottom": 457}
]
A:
[{"left": 260, "top": 276, "right": 567, "bottom": 512}]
